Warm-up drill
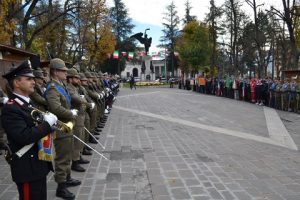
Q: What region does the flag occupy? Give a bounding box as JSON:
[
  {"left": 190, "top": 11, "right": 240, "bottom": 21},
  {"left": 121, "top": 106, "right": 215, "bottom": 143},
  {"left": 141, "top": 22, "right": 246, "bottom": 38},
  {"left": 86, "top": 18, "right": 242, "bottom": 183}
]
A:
[
  {"left": 128, "top": 52, "right": 134, "bottom": 59},
  {"left": 113, "top": 50, "right": 119, "bottom": 59},
  {"left": 37, "top": 133, "right": 54, "bottom": 162}
]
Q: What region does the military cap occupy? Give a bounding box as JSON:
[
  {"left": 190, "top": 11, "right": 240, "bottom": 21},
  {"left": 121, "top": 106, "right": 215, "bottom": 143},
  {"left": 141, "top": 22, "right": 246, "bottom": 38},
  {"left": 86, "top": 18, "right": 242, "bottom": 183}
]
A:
[
  {"left": 2, "top": 60, "right": 34, "bottom": 80},
  {"left": 49, "top": 58, "right": 68, "bottom": 71},
  {"left": 33, "top": 68, "right": 44, "bottom": 79},
  {"left": 67, "top": 68, "right": 80, "bottom": 78},
  {"left": 91, "top": 72, "right": 96, "bottom": 78},
  {"left": 103, "top": 72, "right": 108, "bottom": 76},
  {"left": 79, "top": 73, "right": 88, "bottom": 81},
  {"left": 97, "top": 71, "right": 103, "bottom": 77},
  {"left": 84, "top": 71, "right": 93, "bottom": 78}
]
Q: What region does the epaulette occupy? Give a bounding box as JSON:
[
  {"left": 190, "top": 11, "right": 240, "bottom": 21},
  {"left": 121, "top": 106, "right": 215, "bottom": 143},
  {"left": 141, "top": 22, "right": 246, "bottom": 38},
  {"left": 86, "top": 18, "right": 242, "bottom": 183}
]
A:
[
  {"left": 6, "top": 99, "right": 15, "bottom": 105},
  {"left": 14, "top": 98, "right": 24, "bottom": 106}
]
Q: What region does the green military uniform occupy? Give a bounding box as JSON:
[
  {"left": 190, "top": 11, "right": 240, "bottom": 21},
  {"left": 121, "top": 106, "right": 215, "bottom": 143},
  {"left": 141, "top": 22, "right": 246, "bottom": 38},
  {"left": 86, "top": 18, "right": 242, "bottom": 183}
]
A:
[
  {"left": 46, "top": 79, "right": 75, "bottom": 183},
  {"left": 79, "top": 73, "right": 93, "bottom": 144},
  {"left": 30, "top": 69, "right": 47, "bottom": 111},
  {"left": 95, "top": 72, "right": 106, "bottom": 119},
  {"left": 93, "top": 82, "right": 105, "bottom": 120},
  {"left": 90, "top": 73, "right": 103, "bottom": 123},
  {"left": 45, "top": 58, "right": 79, "bottom": 200},
  {"left": 84, "top": 72, "right": 101, "bottom": 133},
  {"left": 66, "top": 69, "right": 89, "bottom": 171}
]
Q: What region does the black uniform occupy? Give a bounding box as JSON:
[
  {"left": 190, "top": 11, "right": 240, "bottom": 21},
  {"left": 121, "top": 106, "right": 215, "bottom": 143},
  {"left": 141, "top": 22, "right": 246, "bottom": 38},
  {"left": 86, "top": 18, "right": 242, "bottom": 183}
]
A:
[{"left": 1, "top": 94, "right": 53, "bottom": 200}]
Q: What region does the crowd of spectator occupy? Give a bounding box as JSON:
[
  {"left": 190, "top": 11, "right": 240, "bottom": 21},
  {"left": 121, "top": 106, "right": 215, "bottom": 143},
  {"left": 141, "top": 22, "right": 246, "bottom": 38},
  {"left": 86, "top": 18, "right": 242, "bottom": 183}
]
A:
[{"left": 179, "top": 76, "right": 300, "bottom": 113}]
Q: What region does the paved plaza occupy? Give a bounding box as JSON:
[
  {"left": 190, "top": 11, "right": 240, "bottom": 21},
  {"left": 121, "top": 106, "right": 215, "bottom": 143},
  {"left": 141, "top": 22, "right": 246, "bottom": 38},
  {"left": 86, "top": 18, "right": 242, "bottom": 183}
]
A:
[{"left": 1, "top": 87, "right": 300, "bottom": 200}]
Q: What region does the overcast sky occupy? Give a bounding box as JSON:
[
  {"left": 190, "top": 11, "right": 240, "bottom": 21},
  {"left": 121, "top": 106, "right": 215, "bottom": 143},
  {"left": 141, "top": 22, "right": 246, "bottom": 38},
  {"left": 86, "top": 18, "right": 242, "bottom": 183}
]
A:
[{"left": 106, "top": 0, "right": 285, "bottom": 51}]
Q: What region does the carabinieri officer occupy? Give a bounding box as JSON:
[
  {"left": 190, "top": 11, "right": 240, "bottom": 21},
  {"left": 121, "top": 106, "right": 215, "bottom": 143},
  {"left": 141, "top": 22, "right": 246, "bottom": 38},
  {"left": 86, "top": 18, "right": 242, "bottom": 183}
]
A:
[{"left": 1, "top": 60, "right": 57, "bottom": 200}]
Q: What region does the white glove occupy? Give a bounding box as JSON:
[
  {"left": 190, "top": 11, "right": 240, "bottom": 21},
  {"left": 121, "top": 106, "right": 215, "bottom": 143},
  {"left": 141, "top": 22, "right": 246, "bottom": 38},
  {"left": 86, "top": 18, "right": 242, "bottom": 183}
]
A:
[
  {"left": 71, "top": 109, "right": 78, "bottom": 117},
  {"left": 3, "top": 97, "right": 9, "bottom": 104},
  {"left": 90, "top": 102, "right": 95, "bottom": 109},
  {"left": 97, "top": 94, "right": 101, "bottom": 99},
  {"left": 99, "top": 94, "right": 103, "bottom": 99},
  {"left": 80, "top": 95, "right": 85, "bottom": 99},
  {"left": 44, "top": 112, "right": 58, "bottom": 126}
]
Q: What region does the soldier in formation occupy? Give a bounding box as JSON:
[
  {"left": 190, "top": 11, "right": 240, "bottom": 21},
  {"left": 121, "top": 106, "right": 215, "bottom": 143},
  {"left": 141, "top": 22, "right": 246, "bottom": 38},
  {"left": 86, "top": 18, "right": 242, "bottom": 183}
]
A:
[
  {"left": 45, "top": 58, "right": 80, "bottom": 199},
  {"left": 1, "top": 61, "right": 57, "bottom": 200},
  {"left": 0, "top": 57, "right": 119, "bottom": 200}
]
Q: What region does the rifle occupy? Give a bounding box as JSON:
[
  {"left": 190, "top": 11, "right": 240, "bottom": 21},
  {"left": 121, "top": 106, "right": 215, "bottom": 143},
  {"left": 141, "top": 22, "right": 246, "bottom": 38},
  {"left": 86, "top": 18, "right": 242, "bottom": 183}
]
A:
[{"left": 45, "top": 43, "right": 53, "bottom": 59}]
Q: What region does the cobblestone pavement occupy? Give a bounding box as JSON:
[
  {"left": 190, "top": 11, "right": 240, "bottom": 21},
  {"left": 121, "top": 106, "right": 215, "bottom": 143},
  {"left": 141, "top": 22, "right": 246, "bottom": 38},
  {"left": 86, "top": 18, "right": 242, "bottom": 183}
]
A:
[{"left": 1, "top": 87, "right": 300, "bottom": 200}]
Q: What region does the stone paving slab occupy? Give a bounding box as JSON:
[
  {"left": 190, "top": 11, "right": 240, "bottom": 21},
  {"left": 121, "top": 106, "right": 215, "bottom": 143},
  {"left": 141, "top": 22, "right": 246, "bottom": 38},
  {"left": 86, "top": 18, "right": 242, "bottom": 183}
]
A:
[{"left": 1, "top": 88, "right": 300, "bottom": 200}]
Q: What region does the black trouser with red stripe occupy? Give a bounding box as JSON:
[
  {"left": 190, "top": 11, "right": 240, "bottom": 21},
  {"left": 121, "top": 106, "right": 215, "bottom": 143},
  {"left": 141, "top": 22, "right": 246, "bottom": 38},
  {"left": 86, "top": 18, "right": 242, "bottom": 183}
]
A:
[{"left": 16, "top": 177, "right": 47, "bottom": 200}]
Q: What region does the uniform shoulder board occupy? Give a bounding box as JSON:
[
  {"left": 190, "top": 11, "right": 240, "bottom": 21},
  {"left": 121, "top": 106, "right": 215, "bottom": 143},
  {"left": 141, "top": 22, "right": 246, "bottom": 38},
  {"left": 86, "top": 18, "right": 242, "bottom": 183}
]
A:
[{"left": 14, "top": 98, "right": 24, "bottom": 106}]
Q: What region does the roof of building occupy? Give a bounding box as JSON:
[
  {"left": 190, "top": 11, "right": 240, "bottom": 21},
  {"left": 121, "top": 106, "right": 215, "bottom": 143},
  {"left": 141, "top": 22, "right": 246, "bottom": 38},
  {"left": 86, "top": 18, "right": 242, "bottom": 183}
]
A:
[{"left": 0, "top": 44, "right": 36, "bottom": 57}]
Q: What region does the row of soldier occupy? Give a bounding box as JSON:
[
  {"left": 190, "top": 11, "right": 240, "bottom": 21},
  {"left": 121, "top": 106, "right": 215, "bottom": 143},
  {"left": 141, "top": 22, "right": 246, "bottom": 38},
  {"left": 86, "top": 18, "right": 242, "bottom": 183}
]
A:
[
  {"left": 189, "top": 76, "right": 300, "bottom": 113},
  {"left": 0, "top": 58, "right": 119, "bottom": 200}
]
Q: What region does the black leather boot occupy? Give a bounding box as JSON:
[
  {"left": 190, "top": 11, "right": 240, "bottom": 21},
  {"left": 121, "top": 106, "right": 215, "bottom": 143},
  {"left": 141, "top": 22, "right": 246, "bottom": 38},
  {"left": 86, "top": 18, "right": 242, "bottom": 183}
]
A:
[
  {"left": 98, "top": 125, "right": 104, "bottom": 128},
  {"left": 96, "top": 127, "right": 102, "bottom": 132},
  {"left": 89, "top": 137, "right": 98, "bottom": 144},
  {"left": 65, "top": 174, "right": 81, "bottom": 187},
  {"left": 82, "top": 148, "right": 92, "bottom": 155},
  {"left": 71, "top": 161, "right": 86, "bottom": 172},
  {"left": 79, "top": 156, "right": 89, "bottom": 164},
  {"left": 94, "top": 131, "right": 101, "bottom": 135},
  {"left": 85, "top": 146, "right": 92, "bottom": 151},
  {"left": 56, "top": 183, "right": 75, "bottom": 200}
]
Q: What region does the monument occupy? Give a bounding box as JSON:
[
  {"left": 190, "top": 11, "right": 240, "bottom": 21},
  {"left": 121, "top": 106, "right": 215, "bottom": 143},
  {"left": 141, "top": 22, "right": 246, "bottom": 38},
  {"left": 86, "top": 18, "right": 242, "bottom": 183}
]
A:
[{"left": 130, "top": 28, "right": 155, "bottom": 81}]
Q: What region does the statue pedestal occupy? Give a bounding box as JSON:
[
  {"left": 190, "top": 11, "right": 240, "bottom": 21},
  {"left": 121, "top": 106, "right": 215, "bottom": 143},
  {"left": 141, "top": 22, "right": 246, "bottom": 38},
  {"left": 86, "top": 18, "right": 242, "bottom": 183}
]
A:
[
  {"left": 141, "top": 55, "right": 155, "bottom": 81},
  {"left": 141, "top": 73, "right": 146, "bottom": 81},
  {"left": 150, "top": 73, "right": 155, "bottom": 81}
]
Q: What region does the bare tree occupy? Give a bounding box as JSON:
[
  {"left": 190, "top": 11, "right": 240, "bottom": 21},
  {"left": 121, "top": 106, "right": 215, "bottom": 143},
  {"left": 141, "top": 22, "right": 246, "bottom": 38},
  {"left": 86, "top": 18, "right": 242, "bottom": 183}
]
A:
[
  {"left": 206, "top": 0, "right": 223, "bottom": 77},
  {"left": 223, "top": 0, "right": 247, "bottom": 76},
  {"left": 268, "top": 0, "right": 299, "bottom": 69}
]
